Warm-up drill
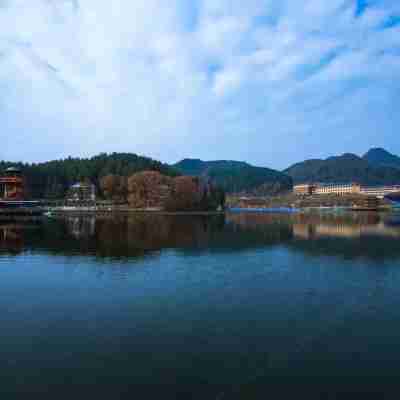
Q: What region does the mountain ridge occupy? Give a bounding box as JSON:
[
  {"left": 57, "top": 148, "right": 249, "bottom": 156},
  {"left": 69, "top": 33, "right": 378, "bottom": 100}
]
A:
[
  {"left": 363, "top": 148, "right": 400, "bottom": 169},
  {"left": 285, "top": 149, "right": 400, "bottom": 186},
  {"left": 173, "top": 158, "right": 292, "bottom": 195}
]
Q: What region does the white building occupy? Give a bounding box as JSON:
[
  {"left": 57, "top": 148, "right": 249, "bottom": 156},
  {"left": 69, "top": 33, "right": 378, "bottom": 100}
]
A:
[{"left": 313, "top": 183, "right": 361, "bottom": 196}]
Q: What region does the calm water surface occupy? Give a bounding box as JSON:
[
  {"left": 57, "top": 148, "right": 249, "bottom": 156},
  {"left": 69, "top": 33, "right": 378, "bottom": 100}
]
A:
[{"left": 1, "top": 211, "right": 400, "bottom": 399}]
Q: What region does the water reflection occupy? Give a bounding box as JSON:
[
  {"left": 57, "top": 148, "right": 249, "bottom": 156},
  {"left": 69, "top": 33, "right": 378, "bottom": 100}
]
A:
[
  {"left": 0, "top": 224, "right": 24, "bottom": 254},
  {"left": 2, "top": 212, "right": 400, "bottom": 399},
  {"left": 1, "top": 211, "right": 400, "bottom": 261}
]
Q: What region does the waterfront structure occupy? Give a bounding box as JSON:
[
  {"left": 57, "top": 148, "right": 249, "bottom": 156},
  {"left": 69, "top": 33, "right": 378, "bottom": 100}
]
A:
[
  {"left": 66, "top": 182, "right": 96, "bottom": 204},
  {"left": 294, "top": 182, "right": 400, "bottom": 198},
  {"left": 294, "top": 182, "right": 361, "bottom": 196},
  {"left": 314, "top": 183, "right": 361, "bottom": 195},
  {"left": 293, "top": 184, "right": 317, "bottom": 196},
  {"left": 352, "top": 196, "right": 380, "bottom": 211},
  {"left": 0, "top": 167, "right": 25, "bottom": 200},
  {"left": 360, "top": 186, "right": 400, "bottom": 198}
]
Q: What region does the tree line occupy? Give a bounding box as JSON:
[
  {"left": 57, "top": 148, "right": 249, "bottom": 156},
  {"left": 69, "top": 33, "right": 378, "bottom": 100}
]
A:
[
  {"left": 100, "top": 171, "right": 226, "bottom": 211},
  {"left": 0, "top": 153, "right": 179, "bottom": 199}
]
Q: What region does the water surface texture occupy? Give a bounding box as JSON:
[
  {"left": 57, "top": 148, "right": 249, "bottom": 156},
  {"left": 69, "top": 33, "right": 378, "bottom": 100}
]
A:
[{"left": 1, "top": 212, "right": 400, "bottom": 399}]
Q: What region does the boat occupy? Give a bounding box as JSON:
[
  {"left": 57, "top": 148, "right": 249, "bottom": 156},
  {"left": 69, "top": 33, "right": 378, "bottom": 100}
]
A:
[{"left": 385, "top": 192, "right": 400, "bottom": 204}]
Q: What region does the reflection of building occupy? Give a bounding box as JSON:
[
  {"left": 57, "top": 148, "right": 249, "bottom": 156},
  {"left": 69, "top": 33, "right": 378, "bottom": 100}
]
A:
[
  {"left": 294, "top": 223, "right": 362, "bottom": 239},
  {"left": 315, "top": 224, "right": 362, "bottom": 238},
  {"left": 0, "top": 167, "right": 25, "bottom": 200},
  {"left": 293, "top": 223, "right": 313, "bottom": 239},
  {"left": 66, "top": 182, "right": 96, "bottom": 204},
  {"left": 293, "top": 221, "right": 400, "bottom": 240},
  {"left": 66, "top": 217, "right": 96, "bottom": 239}
]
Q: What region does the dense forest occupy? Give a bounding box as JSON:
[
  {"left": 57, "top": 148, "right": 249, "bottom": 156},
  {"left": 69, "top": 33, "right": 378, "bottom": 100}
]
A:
[{"left": 0, "top": 153, "right": 179, "bottom": 199}]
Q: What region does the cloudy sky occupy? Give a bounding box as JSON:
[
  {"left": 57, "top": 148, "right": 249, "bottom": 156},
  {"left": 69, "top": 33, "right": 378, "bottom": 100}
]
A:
[{"left": 0, "top": 0, "right": 399, "bottom": 169}]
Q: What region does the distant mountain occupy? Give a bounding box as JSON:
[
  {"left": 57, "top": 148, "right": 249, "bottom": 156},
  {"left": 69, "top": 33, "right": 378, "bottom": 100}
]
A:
[
  {"left": 285, "top": 152, "right": 400, "bottom": 186},
  {"left": 363, "top": 148, "right": 400, "bottom": 170},
  {"left": 173, "top": 159, "right": 292, "bottom": 194}
]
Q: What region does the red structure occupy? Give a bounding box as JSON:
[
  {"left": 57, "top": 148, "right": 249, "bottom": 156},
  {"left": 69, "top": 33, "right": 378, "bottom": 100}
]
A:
[{"left": 0, "top": 167, "right": 26, "bottom": 201}]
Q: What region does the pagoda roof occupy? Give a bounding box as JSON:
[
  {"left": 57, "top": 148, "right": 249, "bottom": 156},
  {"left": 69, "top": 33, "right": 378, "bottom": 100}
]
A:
[{"left": 5, "top": 167, "right": 22, "bottom": 173}]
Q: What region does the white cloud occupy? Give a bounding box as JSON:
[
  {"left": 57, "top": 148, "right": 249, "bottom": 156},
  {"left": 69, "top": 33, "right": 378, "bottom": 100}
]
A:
[{"left": 0, "top": 0, "right": 399, "bottom": 168}]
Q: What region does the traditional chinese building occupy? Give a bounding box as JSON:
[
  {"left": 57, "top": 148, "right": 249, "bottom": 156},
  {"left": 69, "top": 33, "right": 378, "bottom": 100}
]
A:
[{"left": 0, "top": 167, "right": 26, "bottom": 200}]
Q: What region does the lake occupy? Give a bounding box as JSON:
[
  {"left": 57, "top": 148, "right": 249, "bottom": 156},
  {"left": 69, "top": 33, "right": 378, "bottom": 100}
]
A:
[{"left": 1, "top": 211, "right": 400, "bottom": 399}]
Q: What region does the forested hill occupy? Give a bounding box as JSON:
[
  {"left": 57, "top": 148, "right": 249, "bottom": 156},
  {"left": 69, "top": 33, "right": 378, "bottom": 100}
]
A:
[
  {"left": 0, "top": 153, "right": 179, "bottom": 199},
  {"left": 285, "top": 152, "right": 400, "bottom": 185},
  {"left": 174, "top": 159, "right": 292, "bottom": 194},
  {"left": 363, "top": 148, "right": 400, "bottom": 170}
]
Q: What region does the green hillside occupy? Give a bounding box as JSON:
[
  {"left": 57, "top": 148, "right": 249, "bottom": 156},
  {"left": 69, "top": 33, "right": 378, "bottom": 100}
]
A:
[
  {"left": 363, "top": 148, "right": 400, "bottom": 169},
  {"left": 0, "top": 153, "right": 179, "bottom": 199},
  {"left": 174, "top": 159, "right": 292, "bottom": 194},
  {"left": 285, "top": 152, "right": 400, "bottom": 185}
]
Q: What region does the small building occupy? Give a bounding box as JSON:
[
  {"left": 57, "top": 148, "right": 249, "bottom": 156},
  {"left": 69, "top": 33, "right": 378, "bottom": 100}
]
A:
[
  {"left": 0, "top": 167, "right": 26, "bottom": 200},
  {"left": 66, "top": 182, "right": 96, "bottom": 204}
]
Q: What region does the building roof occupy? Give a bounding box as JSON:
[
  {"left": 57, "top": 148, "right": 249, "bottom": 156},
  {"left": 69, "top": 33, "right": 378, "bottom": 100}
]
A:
[{"left": 5, "top": 167, "right": 21, "bottom": 173}]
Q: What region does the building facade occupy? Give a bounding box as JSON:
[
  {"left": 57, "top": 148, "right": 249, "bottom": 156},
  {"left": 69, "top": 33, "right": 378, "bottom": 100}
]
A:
[
  {"left": 66, "top": 182, "right": 96, "bottom": 204},
  {"left": 294, "top": 182, "right": 400, "bottom": 198},
  {"left": 294, "top": 182, "right": 361, "bottom": 196},
  {"left": 293, "top": 184, "right": 317, "bottom": 196},
  {"left": 314, "top": 183, "right": 361, "bottom": 195}
]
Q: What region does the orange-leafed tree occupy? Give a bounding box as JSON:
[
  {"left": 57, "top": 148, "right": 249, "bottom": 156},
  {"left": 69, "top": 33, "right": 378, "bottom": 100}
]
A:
[
  {"left": 127, "top": 171, "right": 172, "bottom": 209},
  {"left": 100, "top": 175, "right": 127, "bottom": 202},
  {"left": 165, "top": 176, "right": 203, "bottom": 211}
]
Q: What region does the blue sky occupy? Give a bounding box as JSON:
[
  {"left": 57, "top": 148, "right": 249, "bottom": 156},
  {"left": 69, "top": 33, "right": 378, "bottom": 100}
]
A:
[{"left": 0, "top": 0, "right": 399, "bottom": 169}]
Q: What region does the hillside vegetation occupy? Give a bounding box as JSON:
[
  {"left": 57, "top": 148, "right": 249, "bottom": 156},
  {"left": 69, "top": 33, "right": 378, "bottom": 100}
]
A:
[
  {"left": 363, "top": 148, "right": 400, "bottom": 170},
  {"left": 174, "top": 159, "right": 292, "bottom": 195},
  {"left": 285, "top": 153, "right": 400, "bottom": 185},
  {"left": 0, "top": 153, "right": 179, "bottom": 199}
]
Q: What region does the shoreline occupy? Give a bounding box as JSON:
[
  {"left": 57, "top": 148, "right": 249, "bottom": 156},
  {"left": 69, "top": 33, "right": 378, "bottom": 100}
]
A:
[{"left": 46, "top": 208, "right": 226, "bottom": 217}]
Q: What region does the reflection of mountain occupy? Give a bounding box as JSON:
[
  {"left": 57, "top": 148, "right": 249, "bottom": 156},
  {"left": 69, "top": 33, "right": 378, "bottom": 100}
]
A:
[{"left": 2, "top": 212, "right": 400, "bottom": 262}]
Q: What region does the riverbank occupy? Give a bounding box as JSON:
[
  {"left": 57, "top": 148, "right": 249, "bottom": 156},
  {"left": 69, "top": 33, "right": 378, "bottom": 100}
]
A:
[
  {"left": 227, "top": 193, "right": 393, "bottom": 210},
  {"left": 1, "top": 194, "right": 395, "bottom": 221}
]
